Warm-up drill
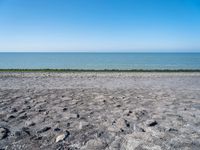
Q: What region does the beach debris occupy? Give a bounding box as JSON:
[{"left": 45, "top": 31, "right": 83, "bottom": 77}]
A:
[{"left": 0, "top": 127, "right": 9, "bottom": 140}]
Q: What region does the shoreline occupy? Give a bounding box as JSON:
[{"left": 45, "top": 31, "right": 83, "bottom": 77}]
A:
[{"left": 1, "top": 69, "right": 200, "bottom": 72}]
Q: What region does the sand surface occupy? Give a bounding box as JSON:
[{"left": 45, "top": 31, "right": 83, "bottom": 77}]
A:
[{"left": 0, "top": 72, "right": 200, "bottom": 150}]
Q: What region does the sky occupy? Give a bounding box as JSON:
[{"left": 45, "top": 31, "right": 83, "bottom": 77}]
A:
[{"left": 0, "top": 0, "right": 200, "bottom": 52}]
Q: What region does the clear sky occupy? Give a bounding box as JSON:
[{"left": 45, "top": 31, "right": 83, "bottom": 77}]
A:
[{"left": 0, "top": 0, "right": 200, "bottom": 52}]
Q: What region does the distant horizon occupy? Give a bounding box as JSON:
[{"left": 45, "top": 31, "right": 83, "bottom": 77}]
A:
[
  {"left": 0, "top": 51, "right": 200, "bottom": 53},
  {"left": 0, "top": 50, "right": 200, "bottom": 53}
]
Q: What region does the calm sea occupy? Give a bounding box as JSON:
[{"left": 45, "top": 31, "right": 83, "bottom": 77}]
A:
[{"left": 0, "top": 53, "right": 200, "bottom": 70}]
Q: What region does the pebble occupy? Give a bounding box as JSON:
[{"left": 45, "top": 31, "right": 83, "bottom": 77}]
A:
[
  {"left": 168, "top": 128, "right": 178, "bottom": 132},
  {"left": 0, "top": 127, "right": 9, "bottom": 140},
  {"left": 55, "top": 131, "right": 70, "bottom": 143},
  {"left": 54, "top": 128, "right": 61, "bottom": 132},
  {"left": 7, "top": 115, "right": 16, "bottom": 120},
  {"left": 63, "top": 108, "right": 67, "bottom": 111},
  {"left": 10, "top": 108, "right": 17, "bottom": 113},
  {"left": 37, "top": 127, "right": 51, "bottom": 133},
  {"left": 25, "top": 120, "right": 35, "bottom": 127},
  {"left": 19, "top": 114, "right": 28, "bottom": 120},
  {"left": 22, "top": 127, "right": 31, "bottom": 135},
  {"left": 82, "top": 138, "right": 105, "bottom": 149},
  {"left": 56, "top": 134, "right": 66, "bottom": 142},
  {"left": 145, "top": 119, "right": 158, "bottom": 127},
  {"left": 79, "top": 121, "right": 89, "bottom": 129}
]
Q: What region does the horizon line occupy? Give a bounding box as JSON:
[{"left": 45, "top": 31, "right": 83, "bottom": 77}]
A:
[{"left": 0, "top": 51, "right": 200, "bottom": 53}]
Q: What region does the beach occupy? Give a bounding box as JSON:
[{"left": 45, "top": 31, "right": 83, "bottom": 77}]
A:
[{"left": 0, "top": 72, "right": 200, "bottom": 150}]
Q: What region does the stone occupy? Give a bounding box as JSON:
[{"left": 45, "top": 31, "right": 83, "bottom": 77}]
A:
[
  {"left": 7, "top": 115, "right": 16, "bottom": 120},
  {"left": 79, "top": 121, "right": 89, "bottom": 129},
  {"left": 133, "top": 124, "right": 145, "bottom": 132},
  {"left": 121, "top": 133, "right": 161, "bottom": 150},
  {"left": 135, "top": 110, "right": 148, "bottom": 120},
  {"left": 22, "top": 127, "right": 31, "bottom": 135},
  {"left": 121, "top": 136, "right": 141, "bottom": 150},
  {"left": 10, "top": 108, "right": 17, "bottom": 113},
  {"left": 54, "top": 128, "right": 61, "bottom": 132},
  {"left": 56, "top": 134, "right": 66, "bottom": 143},
  {"left": 145, "top": 119, "right": 158, "bottom": 127},
  {"left": 116, "top": 104, "right": 121, "bottom": 108},
  {"left": 0, "top": 127, "right": 9, "bottom": 139},
  {"left": 168, "top": 128, "right": 178, "bottom": 132},
  {"left": 37, "top": 127, "right": 51, "bottom": 133},
  {"left": 19, "top": 114, "right": 28, "bottom": 120},
  {"left": 56, "top": 131, "right": 70, "bottom": 143},
  {"left": 82, "top": 138, "right": 105, "bottom": 150},
  {"left": 25, "top": 120, "right": 35, "bottom": 127},
  {"left": 63, "top": 108, "right": 67, "bottom": 111}
]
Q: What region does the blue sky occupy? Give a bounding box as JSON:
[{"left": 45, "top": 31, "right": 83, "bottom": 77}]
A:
[{"left": 0, "top": 0, "right": 200, "bottom": 52}]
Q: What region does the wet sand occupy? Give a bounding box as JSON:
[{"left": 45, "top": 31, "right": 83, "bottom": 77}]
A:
[{"left": 0, "top": 72, "right": 200, "bottom": 150}]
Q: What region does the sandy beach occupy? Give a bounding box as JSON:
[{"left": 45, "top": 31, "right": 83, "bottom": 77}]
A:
[{"left": 0, "top": 72, "right": 200, "bottom": 150}]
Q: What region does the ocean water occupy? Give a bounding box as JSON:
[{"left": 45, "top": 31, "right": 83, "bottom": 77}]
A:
[{"left": 0, "top": 53, "right": 200, "bottom": 70}]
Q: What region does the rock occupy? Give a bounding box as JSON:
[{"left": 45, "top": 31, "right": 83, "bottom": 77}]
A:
[
  {"left": 82, "top": 138, "right": 105, "bottom": 150},
  {"left": 19, "top": 114, "right": 28, "bottom": 120},
  {"left": 64, "top": 113, "right": 78, "bottom": 119},
  {"left": 121, "top": 135, "right": 141, "bottom": 150},
  {"left": 10, "top": 108, "right": 17, "bottom": 113},
  {"left": 22, "top": 127, "right": 31, "bottom": 135},
  {"left": 125, "top": 120, "right": 130, "bottom": 128},
  {"left": 145, "top": 119, "right": 158, "bottom": 127},
  {"left": 77, "top": 113, "right": 80, "bottom": 118},
  {"left": 63, "top": 108, "right": 67, "bottom": 111},
  {"left": 54, "top": 128, "right": 61, "bottom": 132},
  {"left": 37, "top": 127, "right": 51, "bottom": 133},
  {"left": 135, "top": 110, "right": 148, "bottom": 120},
  {"left": 79, "top": 121, "right": 89, "bottom": 129},
  {"left": 107, "top": 136, "right": 122, "bottom": 150},
  {"left": 116, "top": 104, "right": 121, "bottom": 108},
  {"left": 34, "top": 136, "right": 42, "bottom": 141},
  {"left": 121, "top": 133, "right": 161, "bottom": 150},
  {"left": 38, "top": 109, "right": 46, "bottom": 112},
  {"left": 55, "top": 131, "right": 70, "bottom": 142},
  {"left": 14, "top": 131, "right": 21, "bottom": 137},
  {"left": 7, "top": 115, "right": 16, "bottom": 120},
  {"left": 25, "top": 120, "right": 35, "bottom": 127},
  {"left": 168, "top": 128, "right": 178, "bottom": 132},
  {"left": 133, "top": 124, "right": 145, "bottom": 132},
  {"left": 56, "top": 134, "right": 66, "bottom": 143},
  {"left": 0, "top": 127, "right": 9, "bottom": 139},
  {"left": 108, "top": 118, "right": 128, "bottom": 132}
]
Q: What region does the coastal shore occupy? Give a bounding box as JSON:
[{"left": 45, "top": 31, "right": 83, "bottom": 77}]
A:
[{"left": 0, "top": 72, "right": 200, "bottom": 149}]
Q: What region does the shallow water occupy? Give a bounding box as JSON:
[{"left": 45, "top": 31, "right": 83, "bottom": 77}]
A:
[{"left": 0, "top": 52, "right": 200, "bottom": 69}]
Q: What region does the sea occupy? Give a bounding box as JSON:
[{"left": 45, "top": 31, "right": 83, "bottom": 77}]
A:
[{"left": 0, "top": 52, "right": 200, "bottom": 70}]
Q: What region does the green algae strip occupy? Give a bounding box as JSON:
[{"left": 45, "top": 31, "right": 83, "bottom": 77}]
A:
[{"left": 0, "top": 69, "right": 200, "bottom": 72}]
